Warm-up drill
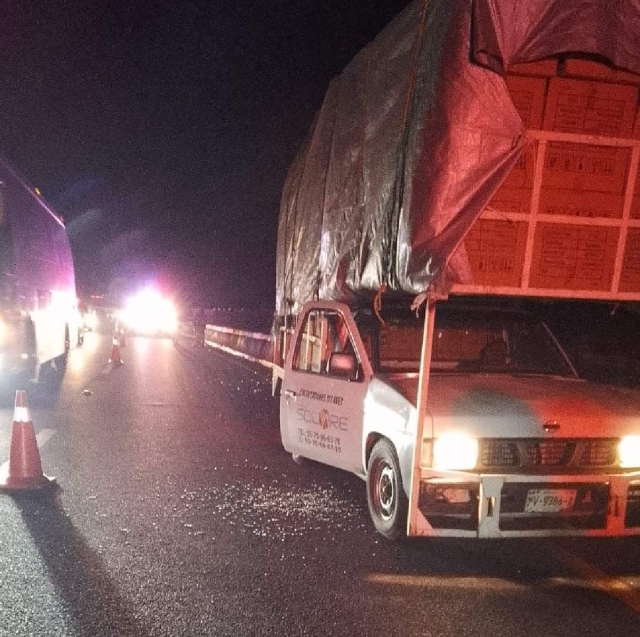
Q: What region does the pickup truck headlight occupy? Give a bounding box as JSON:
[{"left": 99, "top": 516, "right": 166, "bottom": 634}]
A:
[
  {"left": 433, "top": 433, "right": 479, "bottom": 471},
  {"left": 620, "top": 436, "right": 640, "bottom": 468}
]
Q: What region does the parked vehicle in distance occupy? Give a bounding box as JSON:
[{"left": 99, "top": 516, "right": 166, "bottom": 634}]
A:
[
  {"left": 118, "top": 288, "right": 178, "bottom": 337},
  {"left": 79, "top": 300, "right": 98, "bottom": 332},
  {"left": 0, "top": 157, "right": 82, "bottom": 383}
]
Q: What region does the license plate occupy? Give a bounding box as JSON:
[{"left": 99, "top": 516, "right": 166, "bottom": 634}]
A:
[{"left": 524, "top": 489, "right": 576, "bottom": 513}]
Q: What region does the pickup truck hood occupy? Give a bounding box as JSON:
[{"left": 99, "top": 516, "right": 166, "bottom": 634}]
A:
[{"left": 384, "top": 373, "right": 640, "bottom": 439}]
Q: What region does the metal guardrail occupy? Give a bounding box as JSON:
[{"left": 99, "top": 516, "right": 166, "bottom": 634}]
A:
[{"left": 177, "top": 321, "right": 276, "bottom": 369}]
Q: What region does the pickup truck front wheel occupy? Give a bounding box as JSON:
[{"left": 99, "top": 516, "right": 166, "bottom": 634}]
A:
[{"left": 366, "top": 439, "right": 408, "bottom": 540}]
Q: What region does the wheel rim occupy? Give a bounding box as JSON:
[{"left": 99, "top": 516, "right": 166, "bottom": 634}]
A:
[{"left": 375, "top": 461, "right": 396, "bottom": 521}]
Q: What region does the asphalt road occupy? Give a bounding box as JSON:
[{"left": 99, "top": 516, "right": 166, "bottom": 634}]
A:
[{"left": 0, "top": 331, "right": 639, "bottom": 636}]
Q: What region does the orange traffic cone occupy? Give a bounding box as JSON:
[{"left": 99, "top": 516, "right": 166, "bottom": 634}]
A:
[
  {"left": 0, "top": 391, "right": 55, "bottom": 492},
  {"left": 115, "top": 321, "right": 126, "bottom": 347},
  {"left": 109, "top": 335, "right": 123, "bottom": 365}
]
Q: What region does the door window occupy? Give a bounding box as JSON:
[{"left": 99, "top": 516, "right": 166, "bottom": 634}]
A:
[{"left": 293, "top": 310, "right": 361, "bottom": 380}]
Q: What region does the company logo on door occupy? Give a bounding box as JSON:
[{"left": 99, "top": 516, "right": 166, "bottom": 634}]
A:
[{"left": 296, "top": 407, "right": 348, "bottom": 431}]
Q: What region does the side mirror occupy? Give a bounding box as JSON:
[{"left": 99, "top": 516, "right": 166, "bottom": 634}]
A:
[{"left": 328, "top": 352, "right": 358, "bottom": 380}]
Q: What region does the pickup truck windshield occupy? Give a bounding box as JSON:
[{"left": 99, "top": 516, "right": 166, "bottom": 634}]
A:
[{"left": 378, "top": 309, "right": 576, "bottom": 377}]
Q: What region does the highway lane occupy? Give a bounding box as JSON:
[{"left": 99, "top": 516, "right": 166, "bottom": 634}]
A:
[{"left": 0, "top": 331, "right": 639, "bottom": 636}]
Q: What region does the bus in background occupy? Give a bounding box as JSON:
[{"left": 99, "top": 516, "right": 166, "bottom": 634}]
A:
[{"left": 0, "top": 156, "right": 82, "bottom": 384}]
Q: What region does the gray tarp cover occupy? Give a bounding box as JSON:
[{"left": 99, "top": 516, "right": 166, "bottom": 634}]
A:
[{"left": 275, "top": 0, "right": 640, "bottom": 316}]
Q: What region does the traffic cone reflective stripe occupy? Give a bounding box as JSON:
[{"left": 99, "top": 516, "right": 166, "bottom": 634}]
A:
[
  {"left": 0, "top": 390, "right": 54, "bottom": 492},
  {"left": 14, "top": 390, "right": 30, "bottom": 423}
]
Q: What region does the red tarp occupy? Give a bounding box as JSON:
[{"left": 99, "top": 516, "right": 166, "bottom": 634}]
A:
[{"left": 275, "top": 0, "right": 640, "bottom": 315}]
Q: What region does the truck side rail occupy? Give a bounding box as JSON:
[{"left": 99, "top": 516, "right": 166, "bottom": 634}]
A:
[{"left": 452, "top": 129, "right": 640, "bottom": 301}]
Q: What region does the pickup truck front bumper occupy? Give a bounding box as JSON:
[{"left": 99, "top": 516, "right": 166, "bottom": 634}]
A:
[{"left": 414, "top": 470, "right": 640, "bottom": 538}]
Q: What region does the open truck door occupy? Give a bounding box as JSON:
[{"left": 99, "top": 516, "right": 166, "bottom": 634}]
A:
[{"left": 280, "top": 302, "right": 372, "bottom": 474}]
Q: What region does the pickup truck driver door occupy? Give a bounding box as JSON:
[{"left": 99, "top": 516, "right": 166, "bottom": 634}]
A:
[{"left": 280, "top": 306, "right": 368, "bottom": 474}]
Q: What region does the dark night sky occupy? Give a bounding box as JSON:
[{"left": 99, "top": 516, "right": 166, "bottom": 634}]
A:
[{"left": 0, "top": 0, "right": 412, "bottom": 306}]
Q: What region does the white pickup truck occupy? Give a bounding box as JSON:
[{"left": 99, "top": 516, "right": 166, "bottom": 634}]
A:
[
  {"left": 278, "top": 299, "right": 640, "bottom": 539},
  {"left": 245, "top": 1, "right": 640, "bottom": 541}
]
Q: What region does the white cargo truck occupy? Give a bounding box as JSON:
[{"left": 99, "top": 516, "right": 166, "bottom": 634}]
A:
[{"left": 217, "top": 0, "right": 640, "bottom": 538}]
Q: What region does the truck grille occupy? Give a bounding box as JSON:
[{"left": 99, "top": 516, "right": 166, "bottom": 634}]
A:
[
  {"left": 482, "top": 441, "right": 518, "bottom": 467},
  {"left": 479, "top": 439, "right": 618, "bottom": 471},
  {"left": 525, "top": 441, "right": 575, "bottom": 467},
  {"left": 578, "top": 439, "right": 618, "bottom": 466}
]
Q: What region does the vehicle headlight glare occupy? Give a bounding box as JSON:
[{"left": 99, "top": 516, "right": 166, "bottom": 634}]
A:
[
  {"left": 433, "top": 433, "right": 478, "bottom": 471},
  {"left": 122, "top": 290, "right": 176, "bottom": 334},
  {"left": 85, "top": 312, "right": 98, "bottom": 330},
  {"left": 619, "top": 435, "right": 640, "bottom": 468}
]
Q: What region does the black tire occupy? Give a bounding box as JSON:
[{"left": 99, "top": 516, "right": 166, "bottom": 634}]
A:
[{"left": 366, "top": 439, "right": 409, "bottom": 540}]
